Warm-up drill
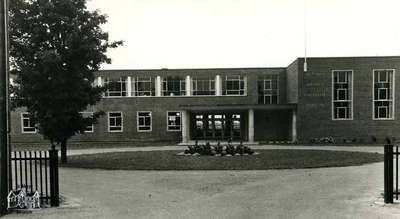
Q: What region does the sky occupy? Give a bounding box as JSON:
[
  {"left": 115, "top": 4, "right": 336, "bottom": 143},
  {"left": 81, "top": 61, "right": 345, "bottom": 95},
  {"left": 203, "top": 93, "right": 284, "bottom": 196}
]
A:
[{"left": 86, "top": 0, "right": 400, "bottom": 70}]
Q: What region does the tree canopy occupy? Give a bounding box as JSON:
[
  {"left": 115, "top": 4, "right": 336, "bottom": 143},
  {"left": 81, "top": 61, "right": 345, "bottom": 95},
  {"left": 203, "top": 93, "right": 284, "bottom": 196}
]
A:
[{"left": 9, "top": 0, "right": 123, "bottom": 162}]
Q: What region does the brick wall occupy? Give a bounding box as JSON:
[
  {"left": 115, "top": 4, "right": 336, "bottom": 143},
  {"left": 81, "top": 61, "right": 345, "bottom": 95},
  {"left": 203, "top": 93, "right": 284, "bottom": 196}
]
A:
[
  {"left": 10, "top": 67, "right": 288, "bottom": 146},
  {"left": 297, "top": 57, "right": 400, "bottom": 143}
]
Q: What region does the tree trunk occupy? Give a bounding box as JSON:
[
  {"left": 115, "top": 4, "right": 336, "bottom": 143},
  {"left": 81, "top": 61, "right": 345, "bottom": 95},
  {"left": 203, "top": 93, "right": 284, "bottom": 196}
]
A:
[{"left": 61, "top": 140, "right": 67, "bottom": 164}]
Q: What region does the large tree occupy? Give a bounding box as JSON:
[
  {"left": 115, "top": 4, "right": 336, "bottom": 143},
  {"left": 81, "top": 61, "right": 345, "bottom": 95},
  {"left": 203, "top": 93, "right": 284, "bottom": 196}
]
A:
[{"left": 9, "top": 0, "right": 122, "bottom": 163}]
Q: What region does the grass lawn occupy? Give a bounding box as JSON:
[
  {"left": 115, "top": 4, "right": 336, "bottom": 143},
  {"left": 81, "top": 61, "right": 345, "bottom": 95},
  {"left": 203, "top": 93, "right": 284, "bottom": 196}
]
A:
[{"left": 61, "top": 149, "right": 383, "bottom": 170}]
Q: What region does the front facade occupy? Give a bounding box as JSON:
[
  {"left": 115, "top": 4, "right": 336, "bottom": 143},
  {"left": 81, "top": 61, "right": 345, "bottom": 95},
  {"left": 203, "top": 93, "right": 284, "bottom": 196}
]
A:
[{"left": 10, "top": 56, "right": 400, "bottom": 146}]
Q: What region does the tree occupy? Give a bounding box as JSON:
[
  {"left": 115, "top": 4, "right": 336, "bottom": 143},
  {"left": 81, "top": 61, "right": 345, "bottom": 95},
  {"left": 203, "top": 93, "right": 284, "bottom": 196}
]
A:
[{"left": 9, "top": 0, "right": 122, "bottom": 163}]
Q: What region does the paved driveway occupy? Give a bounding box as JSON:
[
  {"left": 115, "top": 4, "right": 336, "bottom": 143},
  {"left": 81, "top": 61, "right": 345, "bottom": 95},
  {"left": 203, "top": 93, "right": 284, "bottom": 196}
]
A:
[
  {"left": 4, "top": 145, "right": 399, "bottom": 219},
  {"left": 4, "top": 162, "right": 400, "bottom": 219}
]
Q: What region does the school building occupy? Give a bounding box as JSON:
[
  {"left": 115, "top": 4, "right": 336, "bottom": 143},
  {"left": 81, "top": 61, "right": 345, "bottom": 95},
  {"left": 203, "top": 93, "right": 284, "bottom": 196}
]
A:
[{"left": 10, "top": 56, "right": 400, "bottom": 146}]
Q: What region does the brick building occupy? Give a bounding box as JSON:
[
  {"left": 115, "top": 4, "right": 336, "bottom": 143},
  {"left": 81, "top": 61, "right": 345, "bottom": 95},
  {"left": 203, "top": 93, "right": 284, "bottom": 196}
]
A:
[{"left": 10, "top": 56, "right": 400, "bottom": 146}]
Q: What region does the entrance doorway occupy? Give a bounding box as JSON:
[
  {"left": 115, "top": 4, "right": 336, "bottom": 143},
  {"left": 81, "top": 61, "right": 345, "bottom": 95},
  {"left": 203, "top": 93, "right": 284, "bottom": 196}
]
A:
[{"left": 191, "top": 113, "right": 243, "bottom": 140}]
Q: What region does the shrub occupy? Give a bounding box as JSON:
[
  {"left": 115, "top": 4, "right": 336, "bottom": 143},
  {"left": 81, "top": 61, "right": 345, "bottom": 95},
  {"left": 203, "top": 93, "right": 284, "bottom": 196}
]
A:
[
  {"left": 215, "top": 142, "right": 223, "bottom": 154},
  {"left": 226, "top": 143, "right": 235, "bottom": 155},
  {"left": 183, "top": 142, "right": 255, "bottom": 156}
]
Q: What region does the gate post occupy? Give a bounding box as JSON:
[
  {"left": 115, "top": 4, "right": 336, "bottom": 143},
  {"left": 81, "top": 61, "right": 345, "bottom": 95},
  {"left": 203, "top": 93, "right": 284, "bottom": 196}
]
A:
[
  {"left": 49, "top": 149, "right": 59, "bottom": 207},
  {"left": 0, "top": 0, "right": 9, "bottom": 215},
  {"left": 384, "top": 144, "right": 394, "bottom": 204}
]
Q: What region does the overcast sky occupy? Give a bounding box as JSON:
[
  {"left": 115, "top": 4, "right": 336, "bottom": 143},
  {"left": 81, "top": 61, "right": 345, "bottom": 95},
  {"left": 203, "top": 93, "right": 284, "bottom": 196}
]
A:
[{"left": 86, "top": 0, "right": 400, "bottom": 69}]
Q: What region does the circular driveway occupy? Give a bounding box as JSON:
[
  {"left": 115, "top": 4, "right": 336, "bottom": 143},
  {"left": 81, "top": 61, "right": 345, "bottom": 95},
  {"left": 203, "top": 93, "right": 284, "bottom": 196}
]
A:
[{"left": 5, "top": 146, "right": 400, "bottom": 219}]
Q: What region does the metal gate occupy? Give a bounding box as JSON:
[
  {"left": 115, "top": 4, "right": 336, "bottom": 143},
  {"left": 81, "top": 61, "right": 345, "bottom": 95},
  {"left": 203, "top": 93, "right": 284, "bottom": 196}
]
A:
[{"left": 10, "top": 149, "right": 59, "bottom": 207}]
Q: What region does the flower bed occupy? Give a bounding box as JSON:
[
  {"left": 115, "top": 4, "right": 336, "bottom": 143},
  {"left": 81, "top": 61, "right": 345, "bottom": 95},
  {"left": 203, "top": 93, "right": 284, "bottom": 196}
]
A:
[{"left": 181, "top": 141, "right": 257, "bottom": 156}]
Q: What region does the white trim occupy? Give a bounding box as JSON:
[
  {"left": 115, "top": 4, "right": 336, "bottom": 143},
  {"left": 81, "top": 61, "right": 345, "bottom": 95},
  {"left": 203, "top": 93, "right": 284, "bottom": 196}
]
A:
[
  {"left": 135, "top": 76, "right": 155, "bottom": 97},
  {"left": 377, "top": 88, "right": 388, "bottom": 100},
  {"left": 137, "top": 111, "right": 152, "bottom": 132},
  {"left": 108, "top": 111, "right": 123, "bottom": 133},
  {"left": 126, "top": 76, "right": 132, "bottom": 97},
  {"left": 81, "top": 112, "right": 94, "bottom": 133},
  {"left": 166, "top": 111, "right": 182, "bottom": 132},
  {"left": 223, "top": 75, "right": 246, "bottom": 96},
  {"left": 104, "top": 77, "right": 127, "bottom": 97},
  {"left": 185, "top": 76, "right": 191, "bottom": 96},
  {"left": 155, "top": 76, "right": 161, "bottom": 97},
  {"left": 336, "top": 107, "right": 347, "bottom": 119},
  {"left": 215, "top": 75, "right": 222, "bottom": 96},
  {"left": 372, "top": 69, "right": 395, "bottom": 120},
  {"left": 332, "top": 70, "right": 353, "bottom": 121},
  {"left": 191, "top": 77, "right": 216, "bottom": 96},
  {"left": 260, "top": 74, "right": 279, "bottom": 104},
  {"left": 21, "top": 112, "right": 37, "bottom": 134},
  {"left": 336, "top": 88, "right": 347, "bottom": 101}
]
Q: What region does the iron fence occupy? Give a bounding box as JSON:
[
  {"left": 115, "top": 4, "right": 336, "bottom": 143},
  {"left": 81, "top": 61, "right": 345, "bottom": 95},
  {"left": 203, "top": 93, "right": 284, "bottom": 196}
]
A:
[
  {"left": 10, "top": 149, "right": 59, "bottom": 207},
  {"left": 384, "top": 144, "right": 400, "bottom": 203}
]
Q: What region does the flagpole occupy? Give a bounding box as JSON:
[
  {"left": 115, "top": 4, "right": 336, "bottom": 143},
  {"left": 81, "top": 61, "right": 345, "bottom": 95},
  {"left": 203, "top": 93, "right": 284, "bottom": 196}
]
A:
[
  {"left": 0, "top": 0, "right": 9, "bottom": 215},
  {"left": 303, "top": 0, "right": 308, "bottom": 72}
]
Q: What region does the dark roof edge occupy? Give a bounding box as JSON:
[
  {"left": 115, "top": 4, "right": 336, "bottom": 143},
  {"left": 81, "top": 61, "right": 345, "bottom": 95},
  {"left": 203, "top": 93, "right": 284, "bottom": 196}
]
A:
[
  {"left": 97, "top": 55, "right": 400, "bottom": 72},
  {"left": 97, "top": 67, "right": 287, "bottom": 72},
  {"left": 297, "top": 55, "right": 400, "bottom": 60}
]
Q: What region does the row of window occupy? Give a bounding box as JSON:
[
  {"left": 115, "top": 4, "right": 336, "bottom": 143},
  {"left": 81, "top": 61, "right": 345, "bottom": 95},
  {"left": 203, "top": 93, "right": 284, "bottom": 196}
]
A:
[
  {"left": 21, "top": 111, "right": 182, "bottom": 134},
  {"left": 102, "top": 75, "right": 247, "bottom": 97},
  {"left": 102, "top": 75, "right": 280, "bottom": 105},
  {"left": 332, "top": 69, "right": 395, "bottom": 120}
]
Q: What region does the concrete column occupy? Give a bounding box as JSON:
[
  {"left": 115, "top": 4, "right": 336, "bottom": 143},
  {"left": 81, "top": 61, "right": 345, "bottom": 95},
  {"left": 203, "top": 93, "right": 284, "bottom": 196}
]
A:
[
  {"left": 182, "top": 111, "right": 190, "bottom": 143},
  {"left": 155, "top": 76, "right": 162, "bottom": 96},
  {"left": 292, "top": 109, "right": 297, "bottom": 143},
  {"left": 126, "top": 76, "right": 132, "bottom": 97},
  {"left": 185, "top": 75, "right": 191, "bottom": 96},
  {"left": 215, "top": 75, "right": 222, "bottom": 96},
  {"left": 248, "top": 109, "right": 254, "bottom": 143}
]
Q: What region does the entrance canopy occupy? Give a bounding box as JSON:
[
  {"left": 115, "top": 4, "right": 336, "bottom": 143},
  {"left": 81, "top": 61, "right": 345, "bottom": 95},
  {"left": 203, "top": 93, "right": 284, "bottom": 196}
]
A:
[{"left": 180, "top": 104, "right": 296, "bottom": 111}]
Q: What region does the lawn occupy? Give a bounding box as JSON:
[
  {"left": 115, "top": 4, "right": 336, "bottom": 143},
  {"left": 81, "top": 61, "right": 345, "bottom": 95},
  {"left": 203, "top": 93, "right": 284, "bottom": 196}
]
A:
[{"left": 61, "top": 149, "right": 383, "bottom": 170}]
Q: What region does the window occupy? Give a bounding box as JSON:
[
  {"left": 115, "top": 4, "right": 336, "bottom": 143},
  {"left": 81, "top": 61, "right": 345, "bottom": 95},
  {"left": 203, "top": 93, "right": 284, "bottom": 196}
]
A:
[
  {"left": 108, "top": 112, "right": 123, "bottom": 132},
  {"left": 167, "top": 111, "right": 181, "bottom": 131},
  {"left": 162, "top": 76, "right": 186, "bottom": 96},
  {"left": 137, "top": 111, "right": 152, "bottom": 132},
  {"left": 258, "top": 75, "right": 279, "bottom": 104},
  {"left": 104, "top": 77, "right": 127, "bottom": 97},
  {"left": 373, "top": 69, "right": 395, "bottom": 119},
  {"left": 192, "top": 77, "right": 215, "bottom": 96},
  {"left": 222, "top": 75, "right": 246, "bottom": 95},
  {"left": 21, "top": 113, "right": 36, "bottom": 133},
  {"left": 133, "top": 77, "right": 155, "bottom": 96},
  {"left": 332, "top": 70, "right": 353, "bottom": 120},
  {"left": 81, "top": 112, "right": 94, "bottom": 133}
]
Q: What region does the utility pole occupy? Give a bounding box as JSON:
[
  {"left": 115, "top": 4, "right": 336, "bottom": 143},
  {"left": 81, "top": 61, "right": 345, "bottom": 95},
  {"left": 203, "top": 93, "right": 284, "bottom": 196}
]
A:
[{"left": 0, "top": 0, "right": 9, "bottom": 215}]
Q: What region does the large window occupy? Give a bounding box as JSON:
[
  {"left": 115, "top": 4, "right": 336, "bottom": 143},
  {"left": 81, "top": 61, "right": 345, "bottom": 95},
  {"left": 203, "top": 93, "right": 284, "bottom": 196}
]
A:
[
  {"left": 108, "top": 112, "right": 123, "bottom": 132},
  {"left": 373, "top": 69, "right": 395, "bottom": 119},
  {"left": 167, "top": 111, "right": 181, "bottom": 131},
  {"left": 222, "top": 75, "right": 246, "bottom": 95},
  {"left": 258, "top": 74, "right": 279, "bottom": 104},
  {"left": 137, "top": 111, "right": 152, "bottom": 132},
  {"left": 81, "top": 112, "right": 94, "bottom": 133},
  {"left": 332, "top": 70, "right": 353, "bottom": 120},
  {"left": 162, "top": 76, "right": 186, "bottom": 96},
  {"left": 104, "top": 77, "right": 127, "bottom": 97},
  {"left": 192, "top": 77, "right": 215, "bottom": 96},
  {"left": 21, "top": 113, "right": 36, "bottom": 133},
  {"left": 133, "top": 77, "right": 155, "bottom": 96}
]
